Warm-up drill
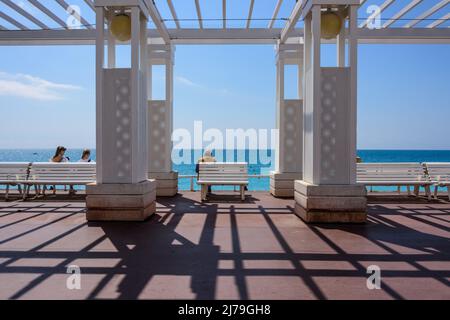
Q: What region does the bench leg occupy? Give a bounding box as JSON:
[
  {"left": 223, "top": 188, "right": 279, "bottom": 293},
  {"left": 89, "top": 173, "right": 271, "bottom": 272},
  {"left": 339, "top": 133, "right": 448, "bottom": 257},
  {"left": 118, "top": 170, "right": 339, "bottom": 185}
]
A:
[
  {"left": 425, "top": 185, "right": 431, "bottom": 201},
  {"left": 397, "top": 186, "right": 401, "bottom": 194},
  {"left": 53, "top": 185, "right": 56, "bottom": 195},
  {"left": 22, "top": 185, "right": 30, "bottom": 201},
  {"left": 201, "top": 185, "right": 206, "bottom": 201},
  {"left": 17, "top": 184, "right": 22, "bottom": 195},
  {"left": 240, "top": 185, "right": 245, "bottom": 201},
  {"left": 413, "top": 185, "right": 419, "bottom": 196},
  {"left": 407, "top": 186, "right": 411, "bottom": 196},
  {"left": 434, "top": 185, "right": 439, "bottom": 199},
  {"left": 5, "top": 184, "right": 9, "bottom": 201}
]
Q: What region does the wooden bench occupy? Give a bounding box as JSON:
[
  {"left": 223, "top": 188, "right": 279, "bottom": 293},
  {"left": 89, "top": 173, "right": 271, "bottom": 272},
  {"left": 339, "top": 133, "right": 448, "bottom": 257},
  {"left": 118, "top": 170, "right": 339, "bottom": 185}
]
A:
[
  {"left": 357, "top": 162, "right": 432, "bottom": 200},
  {"left": 0, "top": 162, "right": 30, "bottom": 200},
  {"left": 197, "top": 162, "right": 248, "bottom": 201},
  {"left": 423, "top": 162, "right": 450, "bottom": 200},
  {"left": 23, "top": 162, "right": 96, "bottom": 200}
]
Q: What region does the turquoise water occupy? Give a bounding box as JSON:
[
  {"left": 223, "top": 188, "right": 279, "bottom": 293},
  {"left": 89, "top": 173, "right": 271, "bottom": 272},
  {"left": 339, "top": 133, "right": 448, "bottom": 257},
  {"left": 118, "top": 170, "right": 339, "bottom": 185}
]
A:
[{"left": 1, "top": 149, "right": 450, "bottom": 191}]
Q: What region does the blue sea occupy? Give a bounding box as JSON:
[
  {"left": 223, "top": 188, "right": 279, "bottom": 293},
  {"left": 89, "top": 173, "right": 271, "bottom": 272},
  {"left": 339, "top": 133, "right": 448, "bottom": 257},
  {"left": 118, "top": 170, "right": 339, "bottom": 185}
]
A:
[{"left": 1, "top": 149, "right": 450, "bottom": 191}]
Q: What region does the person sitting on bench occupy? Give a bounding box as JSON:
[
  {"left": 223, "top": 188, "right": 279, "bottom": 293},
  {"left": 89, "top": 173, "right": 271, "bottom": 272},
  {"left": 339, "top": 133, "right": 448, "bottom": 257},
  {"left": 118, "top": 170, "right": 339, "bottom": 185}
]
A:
[{"left": 196, "top": 150, "right": 216, "bottom": 193}]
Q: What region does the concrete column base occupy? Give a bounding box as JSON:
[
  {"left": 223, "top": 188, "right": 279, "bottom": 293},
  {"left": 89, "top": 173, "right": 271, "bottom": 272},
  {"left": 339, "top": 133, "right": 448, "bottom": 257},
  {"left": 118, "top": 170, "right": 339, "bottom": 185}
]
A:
[
  {"left": 270, "top": 172, "right": 302, "bottom": 198},
  {"left": 294, "top": 180, "right": 367, "bottom": 223},
  {"left": 86, "top": 179, "right": 156, "bottom": 221},
  {"left": 148, "top": 171, "right": 178, "bottom": 196}
]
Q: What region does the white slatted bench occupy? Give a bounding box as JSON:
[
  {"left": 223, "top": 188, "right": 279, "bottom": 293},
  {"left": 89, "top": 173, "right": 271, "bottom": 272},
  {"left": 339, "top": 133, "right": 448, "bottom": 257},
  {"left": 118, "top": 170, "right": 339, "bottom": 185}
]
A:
[
  {"left": 357, "top": 162, "right": 432, "bottom": 200},
  {"left": 423, "top": 162, "right": 450, "bottom": 200},
  {"left": 0, "top": 162, "right": 30, "bottom": 201},
  {"left": 23, "top": 162, "right": 96, "bottom": 200},
  {"left": 197, "top": 162, "right": 248, "bottom": 201}
]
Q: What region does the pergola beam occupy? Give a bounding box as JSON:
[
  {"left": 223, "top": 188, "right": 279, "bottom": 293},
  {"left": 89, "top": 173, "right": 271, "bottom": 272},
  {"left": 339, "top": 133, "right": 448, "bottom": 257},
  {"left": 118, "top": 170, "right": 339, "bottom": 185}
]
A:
[
  {"left": 405, "top": 0, "right": 449, "bottom": 28},
  {"left": 28, "top": 0, "right": 67, "bottom": 29},
  {"left": 280, "top": 0, "right": 303, "bottom": 44},
  {"left": 359, "top": 0, "right": 395, "bottom": 28},
  {"left": 167, "top": 0, "right": 180, "bottom": 29},
  {"left": 56, "top": 0, "right": 93, "bottom": 29},
  {"left": 427, "top": 12, "right": 450, "bottom": 28},
  {"left": 246, "top": 0, "right": 255, "bottom": 29},
  {"left": 1, "top": 0, "right": 48, "bottom": 29},
  {"left": 83, "top": 0, "right": 95, "bottom": 11},
  {"left": 0, "top": 11, "right": 28, "bottom": 30},
  {"left": 147, "top": 0, "right": 171, "bottom": 44},
  {"left": 268, "top": 0, "right": 283, "bottom": 29},
  {"left": 195, "top": 0, "right": 203, "bottom": 29},
  {"left": 223, "top": 0, "right": 226, "bottom": 29},
  {"left": 383, "top": 0, "right": 423, "bottom": 28}
]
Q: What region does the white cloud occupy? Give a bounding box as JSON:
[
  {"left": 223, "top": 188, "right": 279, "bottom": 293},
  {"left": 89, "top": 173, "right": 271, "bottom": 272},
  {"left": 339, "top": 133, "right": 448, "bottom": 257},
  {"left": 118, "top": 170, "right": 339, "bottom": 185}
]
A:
[
  {"left": 175, "top": 76, "right": 204, "bottom": 88},
  {"left": 175, "top": 75, "right": 233, "bottom": 96},
  {"left": 0, "top": 72, "right": 81, "bottom": 101}
]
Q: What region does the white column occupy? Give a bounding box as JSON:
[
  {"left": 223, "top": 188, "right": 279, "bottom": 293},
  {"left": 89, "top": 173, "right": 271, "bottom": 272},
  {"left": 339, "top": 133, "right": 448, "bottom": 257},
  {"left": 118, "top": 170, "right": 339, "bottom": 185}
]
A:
[
  {"left": 337, "top": 17, "right": 345, "bottom": 67},
  {"left": 270, "top": 45, "right": 303, "bottom": 198},
  {"left": 95, "top": 7, "right": 104, "bottom": 183},
  {"left": 295, "top": 4, "right": 366, "bottom": 223},
  {"left": 87, "top": 3, "right": 156, "bottom": 222},
  {"left": 349, "top": 5, "right": 358, "bottom": 183},
  {"left": 107, "top": 11, "right": 116, "bottom": 68},
  {"left": 147, "top": 46, "right": 178, "bottom": 196}
]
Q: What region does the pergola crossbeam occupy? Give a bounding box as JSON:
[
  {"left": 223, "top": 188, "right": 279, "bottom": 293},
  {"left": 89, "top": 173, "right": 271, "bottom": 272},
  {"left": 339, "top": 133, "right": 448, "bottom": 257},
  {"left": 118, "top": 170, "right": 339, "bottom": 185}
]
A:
[
  {"left": 405, "top": 0, "right": 449, "bottom": 28},
  {"left": 427, "top": 12, "right": 450, "bottom": 28},
  {"left": 268, "top": 0, "right": 283, "bottom": 29},
  {"left": 56, "top": 0, "right": 93, "bottom": 29},
  {"left": 1, "top": 0, "right": 48, "bottom": 29},
  {"left": 0, "top": 11, "right": 28, "bottom": 30},
  {"left": 359, "top": 0, "right": 395, "bottom": 28},
  {"left": 28, "top": 0, "right": 67, "bottom": 29},
  {"left": 246, "top": 0, "right": 255, "bottom": 29},
  {"left": 147, "top": 0, "right": 171, "bottom": 44},
  {"left": 166, "top": 0, "right": 180, "bottom": 29},
  {"left": 83, "top": 0, "right": 95, "bottom": 11},
  {"left": 195, "top": 0, "right": 203, "bottom": 29},
  {"left": 1, "top": 27, "right": 450, "bottom": 46},
  {"left": 280, "top": 0, "right": 303, "bottom": 44},
  {"left": 383, "top": 0, "right": 423, "bottom": 28}
]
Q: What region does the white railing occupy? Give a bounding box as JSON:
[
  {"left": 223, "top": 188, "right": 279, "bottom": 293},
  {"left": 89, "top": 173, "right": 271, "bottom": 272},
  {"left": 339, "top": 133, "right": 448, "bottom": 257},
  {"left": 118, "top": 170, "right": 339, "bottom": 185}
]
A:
[{"left": 179, "top": 174, "right": 270, "bottom": 191}]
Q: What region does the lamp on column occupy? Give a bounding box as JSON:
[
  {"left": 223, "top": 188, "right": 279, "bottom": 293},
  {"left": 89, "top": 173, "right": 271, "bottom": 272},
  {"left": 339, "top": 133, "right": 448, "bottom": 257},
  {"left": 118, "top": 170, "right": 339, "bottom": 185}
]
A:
[
  {"left": 321, "top": 9, "right": 342, "bottom": 39},
  {"left": 110, "top": 11, "right": 131, "bottom": 42}
]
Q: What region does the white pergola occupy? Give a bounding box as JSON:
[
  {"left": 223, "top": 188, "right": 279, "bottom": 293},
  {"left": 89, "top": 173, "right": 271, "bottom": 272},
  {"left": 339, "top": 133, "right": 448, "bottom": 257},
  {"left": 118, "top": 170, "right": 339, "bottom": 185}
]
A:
[
  {"left": 0, "top": 0, "right": 449, "bottom": 223},
  {"left": 0, "top": 0, "right": 449, "bottom": 45}
]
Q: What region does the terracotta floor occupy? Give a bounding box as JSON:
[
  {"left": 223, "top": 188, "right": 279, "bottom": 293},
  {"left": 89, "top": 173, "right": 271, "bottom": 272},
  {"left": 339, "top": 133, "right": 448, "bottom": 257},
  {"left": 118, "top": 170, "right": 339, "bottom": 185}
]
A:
[{"left": 0, "top": 191, "right": 449, "bottom": 300}]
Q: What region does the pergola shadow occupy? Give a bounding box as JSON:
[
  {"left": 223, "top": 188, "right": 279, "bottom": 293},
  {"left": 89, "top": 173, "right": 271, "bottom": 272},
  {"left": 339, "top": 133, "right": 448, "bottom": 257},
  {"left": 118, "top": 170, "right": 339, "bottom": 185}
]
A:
[{"left": 0, "top": 193, "right": 449, "bottom": 299}]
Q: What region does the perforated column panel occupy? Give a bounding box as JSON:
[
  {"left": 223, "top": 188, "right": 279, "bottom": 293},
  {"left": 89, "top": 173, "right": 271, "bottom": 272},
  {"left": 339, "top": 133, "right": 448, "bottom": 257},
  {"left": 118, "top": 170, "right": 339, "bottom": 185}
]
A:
[
  {"left": 102, "top": 69, "right": 133, "bottom": 183},
  {"left": 280, "top": 99, "right": 303, "bottom": 173},
  {"left": 319, "top": 68, "right": 350, "bottom": 184},
  {"left": 148, "top": 100, "right": 171, "bottom": 173}
]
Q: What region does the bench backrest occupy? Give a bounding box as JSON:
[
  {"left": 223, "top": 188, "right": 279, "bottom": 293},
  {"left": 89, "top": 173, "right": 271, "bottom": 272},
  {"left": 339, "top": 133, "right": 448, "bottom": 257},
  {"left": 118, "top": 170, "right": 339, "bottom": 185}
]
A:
[
  {"left": 29, "top": 162, "right": 96, "bottom": 183},
  {"left": 423, "top": 162, "right": 450, "bottom": 183},
  {"left": 0, "top": 162, "right": 30, "bottom": 181},
  {"left": 198, "top": 162, "right": 248, "bottom": 183},
  {"left": 357, "top": 163, "right": 428, "bottom": 182}
]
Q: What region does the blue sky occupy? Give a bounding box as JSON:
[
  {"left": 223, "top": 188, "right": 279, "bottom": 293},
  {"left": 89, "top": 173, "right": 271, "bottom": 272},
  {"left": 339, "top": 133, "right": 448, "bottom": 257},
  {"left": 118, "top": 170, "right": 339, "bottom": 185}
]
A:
[{"left": 0, "top": 0, "right": 449, "bottom": 150}]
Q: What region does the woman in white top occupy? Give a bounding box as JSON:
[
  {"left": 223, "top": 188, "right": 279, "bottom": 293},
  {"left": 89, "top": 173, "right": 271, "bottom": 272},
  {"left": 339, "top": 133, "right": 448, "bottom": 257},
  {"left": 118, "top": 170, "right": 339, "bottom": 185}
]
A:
[{"left": 78, "top": 149, "right": 92, "bottom": 162}]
